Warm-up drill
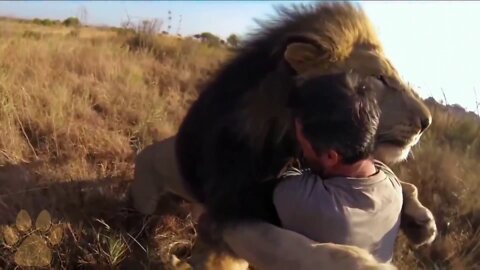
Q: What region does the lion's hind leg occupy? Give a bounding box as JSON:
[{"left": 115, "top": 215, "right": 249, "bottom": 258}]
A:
[
  {"left": 131, "top": 136, "right": 199, "bottom": 215},
  {"left": 131, "top": 142, "right": 165, "bottom": 215}
]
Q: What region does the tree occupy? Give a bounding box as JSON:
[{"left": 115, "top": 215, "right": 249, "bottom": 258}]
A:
[{"left": 227, "top": 34, "right": 240, "bottom": 48}]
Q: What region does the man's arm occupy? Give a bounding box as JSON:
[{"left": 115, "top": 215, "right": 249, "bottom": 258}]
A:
[{"left": 273, "top": 173, "right": 333, "bottom": 233}]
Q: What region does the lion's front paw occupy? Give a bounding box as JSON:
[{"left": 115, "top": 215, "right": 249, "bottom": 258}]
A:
[
  {"left": 401, "top": 205, "right": 437, "bottom": 247},
  {"left": 168, "top": 255, "right": 193, "bottom": 270}
]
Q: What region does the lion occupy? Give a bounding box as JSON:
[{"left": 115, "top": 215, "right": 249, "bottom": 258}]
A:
[{"left": 131, "top": 2, "right": 436, "bottom": 269}]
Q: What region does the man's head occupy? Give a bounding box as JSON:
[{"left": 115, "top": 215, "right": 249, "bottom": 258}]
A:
[{"left": 290, "top": 72, "right": 380, "bottom": 175}]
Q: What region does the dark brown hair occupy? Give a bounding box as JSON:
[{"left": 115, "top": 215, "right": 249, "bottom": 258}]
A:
[{"left": 291, "top": 72, "right": 380, "bottom": 164}]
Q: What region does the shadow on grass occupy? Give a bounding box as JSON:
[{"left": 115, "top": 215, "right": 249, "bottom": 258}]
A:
[{"left": 0, "top": 163, "right": 195, "bottom": 269}]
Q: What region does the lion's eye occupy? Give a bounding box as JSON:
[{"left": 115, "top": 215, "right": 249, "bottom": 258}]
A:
[{"left": 376, "top": 75, "right": 389, "bottom": 86}]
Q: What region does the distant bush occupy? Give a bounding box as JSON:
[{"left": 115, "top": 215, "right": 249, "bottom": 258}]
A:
[
  {"left": 32, "top": 18, "right": 60, "bottom": 26},
  {"left": 63, "top": 17, "right": 80, "bottom": 27}
]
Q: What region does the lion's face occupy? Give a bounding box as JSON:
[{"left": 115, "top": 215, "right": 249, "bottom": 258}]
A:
[{"left": 284, "top": 43, "right": 431, "bottom": 164}]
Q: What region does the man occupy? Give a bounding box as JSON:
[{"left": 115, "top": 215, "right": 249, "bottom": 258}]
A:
[{"left": 273, "top": 72, "right": 402, "bottom": 263}]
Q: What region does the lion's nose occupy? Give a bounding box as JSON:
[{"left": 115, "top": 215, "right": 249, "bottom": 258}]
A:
[{"left": 420, "top": 116, "right": 432, "bottom": 133}]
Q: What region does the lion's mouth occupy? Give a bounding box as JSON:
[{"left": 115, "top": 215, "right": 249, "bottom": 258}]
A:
[
  {"left": 374, "top": 135, "right": 421, "bottom": 164},
  {"left": 376, "top": 138, "right": 409, "bottom": 148}
]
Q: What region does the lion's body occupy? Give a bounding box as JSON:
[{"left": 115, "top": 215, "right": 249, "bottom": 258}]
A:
[
  {"left": 131, "top": 138, "right": 432, "bottom": 269},
  {"left": 132, "top": 2, "right": 437, "bottom": 269},
  {"left": 175, "top": 2, "right": 431, "bottom": 225}
]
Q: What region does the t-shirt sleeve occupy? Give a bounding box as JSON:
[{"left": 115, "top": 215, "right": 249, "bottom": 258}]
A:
[
  {"left": 272, "top": 176, "right": 302, "bottom": 225},
  {"left": 273, "top": 173, "right": 330, "bottom": 228}
]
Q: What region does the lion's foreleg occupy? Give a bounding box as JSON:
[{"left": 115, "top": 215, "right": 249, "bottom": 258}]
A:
[
  {"left": 183, "top": 214, "right": 250, "bottom": 270},
  {"left": 186, "top": 239, "right": 249, "bottom": 270},
  {"left": 223, "top": 222, "right": 396, "bottom": 270},
  {"left": 400, "top": 181, "right": 437, "bottom": 247}
]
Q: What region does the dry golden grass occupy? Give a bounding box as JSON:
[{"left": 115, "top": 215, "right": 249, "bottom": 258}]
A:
[
  {"left": 0, "top": 18, "right": 479, "bottom": 269},
  {"left": 392, "top": 102, "right": 480, "bottom": 269},
  {"left": 0, "top": 19, "right": 227, "bottom": 269}
]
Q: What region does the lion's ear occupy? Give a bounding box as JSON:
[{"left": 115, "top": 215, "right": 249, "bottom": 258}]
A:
[{"left": 284, "top": 42, "right": 329, "bottom": 73}]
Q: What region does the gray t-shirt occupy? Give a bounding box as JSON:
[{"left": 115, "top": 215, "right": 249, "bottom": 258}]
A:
[{"left": 273, "top": 160, "right": 403, "bottom": 262}]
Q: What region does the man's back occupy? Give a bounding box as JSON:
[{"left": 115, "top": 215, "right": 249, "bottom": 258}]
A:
[{"left": 273, "top": 160, "right": 403, "bottom": 262}]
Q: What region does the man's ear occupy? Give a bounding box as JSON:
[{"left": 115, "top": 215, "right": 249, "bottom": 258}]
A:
[
  {"left": 283, "top": 38, "right": 331, "bottom": 74},
  {"left": 325, "top": 150, "right": 340, "bottom": 166}
]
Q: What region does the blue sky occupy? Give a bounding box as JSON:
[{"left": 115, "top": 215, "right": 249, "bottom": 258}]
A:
[{"left": 1, "top": 1, "right": 479, "bottom": 113}]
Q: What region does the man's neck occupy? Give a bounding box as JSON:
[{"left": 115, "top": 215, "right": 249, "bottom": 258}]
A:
[{"left": 322, "top": 159, "right": 377, "bottom": 179}]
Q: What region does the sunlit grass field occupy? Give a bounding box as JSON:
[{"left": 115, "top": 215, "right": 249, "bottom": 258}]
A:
[{"left": 0, "top": 18, "right": 479, "bottom": 269}]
